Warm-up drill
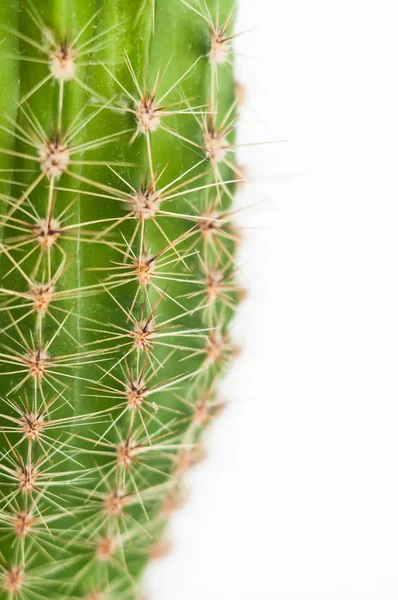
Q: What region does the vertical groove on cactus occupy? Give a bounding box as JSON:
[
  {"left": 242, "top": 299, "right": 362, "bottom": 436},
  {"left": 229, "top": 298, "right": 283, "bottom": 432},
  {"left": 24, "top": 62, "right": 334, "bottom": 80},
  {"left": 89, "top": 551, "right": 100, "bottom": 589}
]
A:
[{"left": 0, "top": 0, "right": 240, "bottom": 597}]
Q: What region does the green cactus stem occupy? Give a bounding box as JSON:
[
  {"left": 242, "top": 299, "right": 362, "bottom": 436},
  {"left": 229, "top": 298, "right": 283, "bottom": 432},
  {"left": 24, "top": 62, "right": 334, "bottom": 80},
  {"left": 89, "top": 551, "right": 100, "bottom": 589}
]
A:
[{"left": 0, "top": 1, "right": 240, "bottom": 598}]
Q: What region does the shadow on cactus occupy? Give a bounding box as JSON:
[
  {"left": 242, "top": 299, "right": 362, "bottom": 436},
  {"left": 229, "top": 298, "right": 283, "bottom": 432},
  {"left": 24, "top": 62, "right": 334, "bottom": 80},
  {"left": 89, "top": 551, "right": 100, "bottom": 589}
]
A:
[{"left": 0, "top": 0, "right": 242, "bottom": 598}]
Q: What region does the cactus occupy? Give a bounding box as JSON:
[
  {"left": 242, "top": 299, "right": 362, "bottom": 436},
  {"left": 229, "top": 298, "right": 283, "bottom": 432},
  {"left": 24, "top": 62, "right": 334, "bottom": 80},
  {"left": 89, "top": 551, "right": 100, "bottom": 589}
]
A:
[{"left": 0, "top": 0, "right": 240, "bottom": 598}]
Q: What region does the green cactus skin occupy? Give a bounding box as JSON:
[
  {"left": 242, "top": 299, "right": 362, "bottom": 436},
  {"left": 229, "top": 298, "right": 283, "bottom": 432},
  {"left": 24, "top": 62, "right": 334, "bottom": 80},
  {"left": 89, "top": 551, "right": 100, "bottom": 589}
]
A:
[{"left": 0, "top": 1, "right": 239, "bottom": 598}]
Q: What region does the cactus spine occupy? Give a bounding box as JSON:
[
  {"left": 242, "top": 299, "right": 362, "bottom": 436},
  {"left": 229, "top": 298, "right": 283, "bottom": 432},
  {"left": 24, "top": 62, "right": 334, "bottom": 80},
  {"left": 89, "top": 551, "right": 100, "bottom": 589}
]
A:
[{"left": 0, "top": 0, "right": 240, "bottom": 598}]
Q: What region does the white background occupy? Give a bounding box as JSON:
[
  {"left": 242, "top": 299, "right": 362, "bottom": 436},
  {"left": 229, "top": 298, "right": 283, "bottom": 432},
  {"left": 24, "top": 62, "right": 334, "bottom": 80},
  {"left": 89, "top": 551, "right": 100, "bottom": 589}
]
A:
[{"left": 146, "top": 1, "right": 398, "bottom": 598}]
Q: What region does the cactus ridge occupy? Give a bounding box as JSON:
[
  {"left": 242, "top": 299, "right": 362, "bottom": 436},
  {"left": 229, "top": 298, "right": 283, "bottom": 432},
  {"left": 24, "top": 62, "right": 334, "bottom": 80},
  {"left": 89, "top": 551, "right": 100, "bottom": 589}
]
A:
[{"left": 0, "top": 0, "right": 240, "bottom": 598}]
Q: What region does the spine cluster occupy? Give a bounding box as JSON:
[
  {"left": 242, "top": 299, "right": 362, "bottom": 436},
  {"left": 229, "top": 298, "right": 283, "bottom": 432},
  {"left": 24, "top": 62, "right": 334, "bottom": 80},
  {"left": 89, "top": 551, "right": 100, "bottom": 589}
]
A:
[{"left": 0, "top": 1, "right": 241, "bottom": 598}]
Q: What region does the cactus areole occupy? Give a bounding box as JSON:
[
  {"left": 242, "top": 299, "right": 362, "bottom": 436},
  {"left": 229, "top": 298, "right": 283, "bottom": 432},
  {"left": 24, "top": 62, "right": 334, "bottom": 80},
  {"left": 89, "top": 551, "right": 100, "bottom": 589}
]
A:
[{"left": 0, "top": 1, "right": 239, "bottom": 598}]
